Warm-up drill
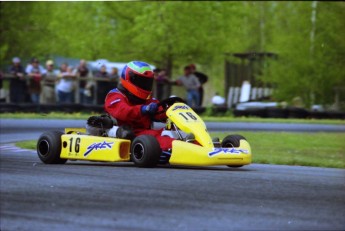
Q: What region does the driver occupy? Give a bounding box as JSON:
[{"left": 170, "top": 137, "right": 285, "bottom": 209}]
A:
[{"left": 104, "top": 61, "right": 174, "bottom": 152}]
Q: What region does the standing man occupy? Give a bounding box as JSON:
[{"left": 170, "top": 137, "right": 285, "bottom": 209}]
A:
[
  {"left": 26, "top": 58, "right": 46, "bottom": 104},
  {"left": 189, "top": 64, "right": 208, "bottom": 107},
  {"left": 154, "top": 68, "right": 170, "bottom": 101},
  {"left": 175, "top": 66, "right": 201, "bottom": 107},
  {"left": 95, "top": 65, "right": 110, "bottom": 105},
  {"left": 56, "top": 63, "right": 76, "bottom": 104},
  {"left": 8, "top": 57, "right": 27, "bottom": 103},
  {"left": 76, "top": 59, "right": 92, "bottom": 104},
  {"left": 41, "top": 60, "right": 58, "bottom": 104}
]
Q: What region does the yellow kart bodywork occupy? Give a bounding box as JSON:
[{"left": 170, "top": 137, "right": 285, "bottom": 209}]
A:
[
  {"left": 45, "top": 101, "right": 252, "bottom": 167},
  {"left": 170, "top": 140, "right": 251, "bottom": 166},
  {"left": 60, "top": 128, "right": 131, "bottom": 162},
  {"left": 166, "top": 103, "right": 252, "bottom": 166}
]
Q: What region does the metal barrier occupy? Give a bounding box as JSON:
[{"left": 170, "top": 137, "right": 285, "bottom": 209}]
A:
[{"left": 0, "top": 74, "right": 118, "bottom": 105}]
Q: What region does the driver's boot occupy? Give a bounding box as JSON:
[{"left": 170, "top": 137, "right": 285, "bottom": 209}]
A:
[
  {"left": 86, "top": 115, "right": 115, "bottom": 137},
  {"left": 87, "top": 115, "right": 114, "bottom": 129},
  {"left": 115, "top": 126, "right": 135, "bottom": 140}
]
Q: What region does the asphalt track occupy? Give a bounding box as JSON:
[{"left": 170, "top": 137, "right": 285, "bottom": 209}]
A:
[{"left": 0, "top": 119, "right": 345, "bottom": 230}]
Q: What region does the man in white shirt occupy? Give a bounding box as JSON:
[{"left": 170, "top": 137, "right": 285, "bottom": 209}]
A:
[{"left": 56, "top": 63, "right": 76, "bottom": 103}]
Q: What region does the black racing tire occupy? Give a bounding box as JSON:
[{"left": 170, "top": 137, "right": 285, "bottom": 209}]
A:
[
  {"left": 37, "top": 131, "right": 67, "bottom": 164},
  {"left": 131, "top": 135, "right": 161, "bottom": 168},
  {"left": 221, "top": 134, "right": 246, "bottom": 168}
]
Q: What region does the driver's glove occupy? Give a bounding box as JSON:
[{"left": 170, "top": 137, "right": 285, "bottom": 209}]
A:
[{"left": 141, "top": 103, "right": 158, "bottom": 115}]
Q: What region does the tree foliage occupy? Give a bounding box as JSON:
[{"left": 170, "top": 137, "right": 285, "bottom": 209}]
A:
[{"left": 1, "top": 1, "right": 344, "bottom": 107}]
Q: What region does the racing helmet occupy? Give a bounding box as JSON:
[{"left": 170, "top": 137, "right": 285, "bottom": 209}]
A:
[{"left": 120, "top": 61, "right": 154, "bottom": 100}]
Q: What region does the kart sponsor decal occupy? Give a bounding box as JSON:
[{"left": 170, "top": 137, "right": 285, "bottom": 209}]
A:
[
  {"left": 208, "top": 148, "right": 249, "bottom": 157},
  {"left": 84, "top": 141, "right": 114, "bottom": 157},
  {"left": 172, "top": 105, "right": 190, "bottom": 111}
]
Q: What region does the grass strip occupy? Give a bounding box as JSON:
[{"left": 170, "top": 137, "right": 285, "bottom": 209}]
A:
[
  {"left": 213, "top": 131, "right": 345, "bottom": 168},
  {"left": 16, "top": 132, "right": 345, "bottom": 169},
  {"left": 1, "top": 112, "right": 344, "bottom": 125}
]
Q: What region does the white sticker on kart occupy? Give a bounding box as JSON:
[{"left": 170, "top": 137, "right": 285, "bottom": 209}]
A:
[
  {"left": 172, "top": 105, "right": 190, "bottom": 111},
  {"left": 208, "top": 148, "right": 249, "bottom": 157}
]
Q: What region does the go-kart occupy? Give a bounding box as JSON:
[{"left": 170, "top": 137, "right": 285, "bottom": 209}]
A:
[{"left": 36, "top": 97, "right": 252, "bottom": 168}]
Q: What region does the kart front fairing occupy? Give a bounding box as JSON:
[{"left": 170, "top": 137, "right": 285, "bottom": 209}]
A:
[{"left": 165, "top": 103, "right": 252, "bottom": 166}]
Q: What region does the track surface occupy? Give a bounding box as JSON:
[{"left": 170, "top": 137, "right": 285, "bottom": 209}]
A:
[
  {"left": 0, "top": 119, "right": 345, "bottom": 230},
  {"left": 1, "top": 146, "right": 344, "bottom": 230}
]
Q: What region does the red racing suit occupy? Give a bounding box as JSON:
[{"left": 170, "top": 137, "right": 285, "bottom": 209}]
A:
[{"left": 104, "top": 88, "right": 174, "bottom": 151}]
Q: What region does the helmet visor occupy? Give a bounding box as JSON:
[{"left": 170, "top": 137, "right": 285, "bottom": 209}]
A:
[{"left": 129, "top": 71, "right": 154, "bottom": 91}]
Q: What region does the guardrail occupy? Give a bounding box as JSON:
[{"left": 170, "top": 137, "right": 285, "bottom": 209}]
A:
[{"left": 0, "top": 74, "right": 117, "bottom": 105}]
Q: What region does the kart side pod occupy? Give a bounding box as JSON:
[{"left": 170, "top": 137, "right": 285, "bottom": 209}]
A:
[
  {"left": 60, "top": 134, "right": 131, "bottom": 162},
  {"left": 169, "top": 140, "right": 252, "bottom": 166}
]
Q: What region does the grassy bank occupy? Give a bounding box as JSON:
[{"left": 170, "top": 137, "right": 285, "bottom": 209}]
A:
[
  {"left": 1, "top": 112, "right": 344, "bottom": 124},
  {"left": 16, "top": 131, "right": 345, "bottom": 168},
  {"left": 214, "top": 131, "right": 345, "bottom": 168}
]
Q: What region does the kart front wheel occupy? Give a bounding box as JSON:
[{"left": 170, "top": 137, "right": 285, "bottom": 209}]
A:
[
  {"left": 222, "top": 134, "right": 246, "bottom": 168},
  {"left": 37, "top": 131, "right": 67, "bottom": 164},
  {"left": 131, "top": 135, "right": 161, "bottom": 168}
]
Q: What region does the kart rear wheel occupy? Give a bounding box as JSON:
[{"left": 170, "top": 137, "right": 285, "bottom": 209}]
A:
[
  {"left": 222, "top": 134, "right": 246, "bottom": 168},
  {"left": 37, "top": 131, "right": 67, "bottom": 164},
  {"left": 131, "top": 135, "right": 161, "bottom": 168}
]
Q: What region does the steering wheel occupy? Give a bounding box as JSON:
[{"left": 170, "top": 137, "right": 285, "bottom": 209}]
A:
[{"left": 156, "top": 96, "right": 186, "bottom": 115}]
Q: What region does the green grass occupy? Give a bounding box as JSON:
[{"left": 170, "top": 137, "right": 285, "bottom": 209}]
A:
[
  {"left": 202, "top": 116, "right": 345, "bottom": 125},
  {"left": 16, "top": 140, "right": 37, "bottom": 150},
  {"left": 213, "top": 131, "right": 345, "bottom": 168},
  {"left": 16, "top": 132, "right": 345, "bottom": 168},
  {"left": 1, "top": 112, "right": 344, "bottom": 124}
]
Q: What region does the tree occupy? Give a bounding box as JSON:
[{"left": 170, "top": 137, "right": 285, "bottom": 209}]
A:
[
  {"left": 1, "top": 1, "right": 343, "bottom": 107},
  {"left": 263, "top": 2, "right": 345, "bottom": 107}
]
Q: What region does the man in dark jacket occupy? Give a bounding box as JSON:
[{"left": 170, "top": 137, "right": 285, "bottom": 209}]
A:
[
  {"left": 189, "top": 64, "right": 208, "bottom": 107},
  {"left": 8, "top": 57, "right": 27, "bottom": 103}
]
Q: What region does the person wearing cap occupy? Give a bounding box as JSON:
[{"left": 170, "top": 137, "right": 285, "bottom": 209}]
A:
[
  {"left": 8, "top": 57, "right": 28, "bottom": 103},
  {"left": 41, "top": 60, "right": 58, "bottom": 104},
  {"left": 26, "top": 58, "right": 46, "bottom": 104}
]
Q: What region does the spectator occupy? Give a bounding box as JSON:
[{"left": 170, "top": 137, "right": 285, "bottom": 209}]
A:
[
  {"left": 8, "top": 57, "right": 27, "bottom": 103},
  {"left": 189, "top": 64, "right": 208, "bottom": 106},
  {"left": 153, "top": 68, "right": 160, "bottom": 98},
  {"left": 154, "top": 68, "right": 170, "bottom": 101},
  {"left": 76, "top": 59, "right": 92, "bottom": 104},
  {"left": 109, "top": 67, "right": 119, "bottom": 87},
  {"left": 95, "top": 65, "right": 111, "bottom": 105},
  {"left": 26, "top": 58, "right": 46, "bottom": 104},
  {"left": 41, "top": 60, "right": 58, "bottom": 104},
  {"left": 0, "top": 71, "right": 3, "bottom": 102},
  {"left": 175, "top": 66, "right": 201, "bottom": 107},
  {"left": 56, "top": 63, "right": 76, "bottom": 104}
]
